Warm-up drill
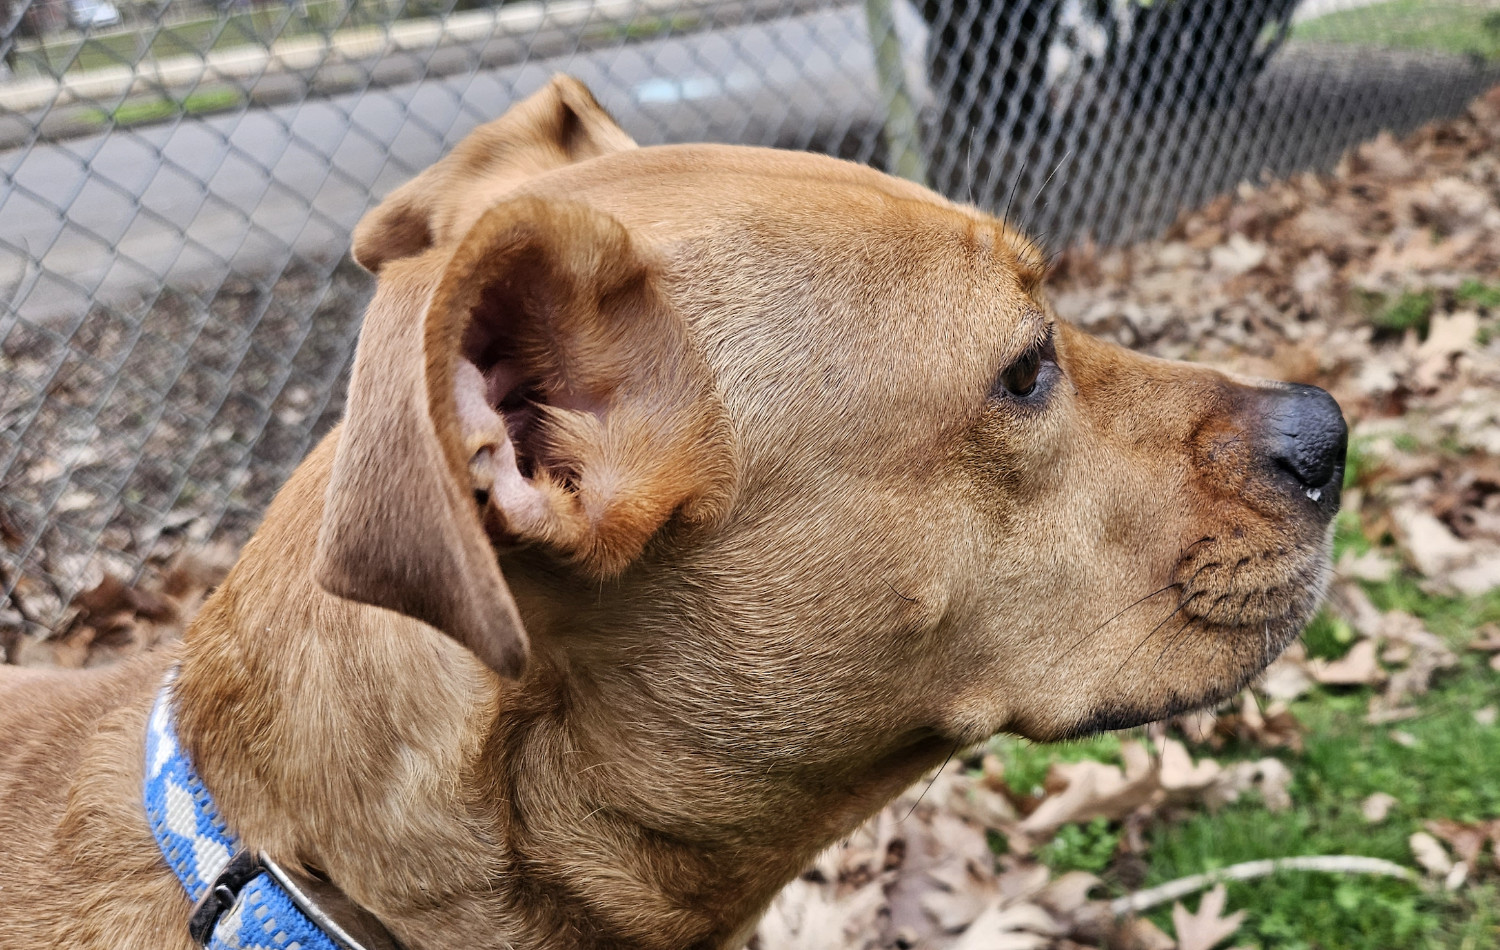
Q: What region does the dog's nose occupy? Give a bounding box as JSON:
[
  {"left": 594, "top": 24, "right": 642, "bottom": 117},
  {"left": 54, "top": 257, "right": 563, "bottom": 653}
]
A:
[{"left": 1261, "top": 384, "right": 1348, "bottom": 508}]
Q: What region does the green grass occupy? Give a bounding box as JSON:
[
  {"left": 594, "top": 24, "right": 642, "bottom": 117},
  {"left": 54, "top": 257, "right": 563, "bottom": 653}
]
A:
[
  {"left": 1293, "top": 0, "right": 1500, "bottom": 62},
  {"left": 80, "top": 87, "right": 244, "bottom": 126},
  {"left": 1374, "top": 289, "right": 1436, "bottom": 337},
  {"left": 1456, "top": 279, "right": 1500, "bottom": 312},
  {"left": 1139, "top": 645, "right": 1500, "bottom": 949}
]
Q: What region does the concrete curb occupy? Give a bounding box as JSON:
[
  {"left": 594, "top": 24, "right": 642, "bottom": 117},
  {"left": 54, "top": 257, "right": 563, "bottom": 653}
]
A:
[{"left": 0, "top": 0, "right": 762, "bottom": 113}]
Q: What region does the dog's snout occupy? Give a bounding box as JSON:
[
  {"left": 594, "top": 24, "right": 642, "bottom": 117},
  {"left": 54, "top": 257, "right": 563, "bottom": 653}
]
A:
[{"left": 1261, "top": 384, "right": 1348, "bottom": 506}]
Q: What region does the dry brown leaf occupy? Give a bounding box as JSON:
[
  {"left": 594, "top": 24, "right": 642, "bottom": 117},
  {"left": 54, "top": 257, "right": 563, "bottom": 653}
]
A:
[
  {"left": 1337, "top": 549, "right": 1398, "bottom": 584},
  {"left": 1410, "top": 832, "right": 1454, "bottom": 878},
  {"left": 1426, "top": 819, "right": 1500, "bottom": 869},
  {"left": 1257, "top": 655, "right": 1314, "bottom": 702},
  {"left": 1362, "top": 792, "right": 1398, "bottom": 824},
  {"left": 1310, "top": 639, "right": 1386, "bottom": 686},
  {"left": 1159, "top": 739, "right": 1222, "bottom": 798},
  {"left": 1034, "top": 871, "right": 1100, "bottom": 917},
  {"left": 755, "top": 875, "right": 887, "bottom": 950},
  {"left": 1019, "top": 759, "right": 1159, "bottom": 838},
  {"left": 1469, "top": 624, "right": 1500, "bottom": 652},
  {"left": 1115, "top": 917, "right": 1176, "bottom": 950},
  {"left": 1171, "top": 884, "right": 1245, "bottom": 950},
  {"left": 950, "top": 902, "right": 1059, "bottom": 950}
]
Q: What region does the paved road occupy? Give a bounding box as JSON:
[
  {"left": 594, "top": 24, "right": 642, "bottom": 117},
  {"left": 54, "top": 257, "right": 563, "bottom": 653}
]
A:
[{"left": 0, "top": 2, "right": 928, "bottom": 323}]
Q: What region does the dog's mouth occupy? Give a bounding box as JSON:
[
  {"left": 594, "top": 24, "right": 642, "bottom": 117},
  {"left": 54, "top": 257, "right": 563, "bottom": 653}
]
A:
[
  {"left": 1169, "top": 530, "right": 1331, "bottom": 662},
  {"left": 1033, "top": 524, "right": 1332, "bottom": 742}
]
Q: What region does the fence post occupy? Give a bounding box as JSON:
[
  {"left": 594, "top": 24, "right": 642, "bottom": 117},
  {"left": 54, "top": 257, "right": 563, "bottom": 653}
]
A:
[{"left": 862, "top": 0, "right": 927, "bottom": 185}]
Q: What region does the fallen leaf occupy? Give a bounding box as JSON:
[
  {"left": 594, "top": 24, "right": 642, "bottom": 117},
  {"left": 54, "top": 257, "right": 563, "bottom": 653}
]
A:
[
  {"left": 1310, "top": 639, "right": 1386, "bottom": 686},
  {"left": 950, "top": 901, "right": 1059, "bottom": 950},
  {"left": 1171, "top": 884, "right": 1245, "bottom": 950},
  {"left": 1115, "top": 917, "right": 1176, "bottom": 950},
  {"left": 1337, "top": 549, "right": 1398, "bottom": 583},
  {"left": 755, "top": 874, "right": 886, "bottom": 949},
  {"left": 1470, "top": 624, "right": 1500, "bottom": 652},
  {"left": 1034, "top": 871, "right": 1100, "bottom": 916},
  {"left": 1392, "top": 507, "right": 1473, "bottom": 579},
  {"left": 1018, "top": 759, "right": 1158, "bottom": 837},
  {"left": 1362, "top": 792, "right": 1398, "bottom": 823},
  {"left": 1410, "top": 832, "right": 1454, "bottom": 877},
  {"left": 1208, "top": 234, "right": 1267, "bottom": 276},
  {"left": 1426, "top": 819, "right": 1500, "bottom": 868},
  {"left": 1258, "top": 655, "right": 1314, "bottom": 702}
]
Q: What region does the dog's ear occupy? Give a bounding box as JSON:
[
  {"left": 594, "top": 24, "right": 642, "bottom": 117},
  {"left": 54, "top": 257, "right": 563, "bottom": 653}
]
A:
[
  {"left": 315, "top": 196, "right": 736, "bottom": 677},
  {"left": 352, "top": 75, "right": 637, "bottom": 273}
]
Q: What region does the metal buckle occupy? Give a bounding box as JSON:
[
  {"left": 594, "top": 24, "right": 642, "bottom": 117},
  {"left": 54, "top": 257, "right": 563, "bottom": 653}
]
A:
[
  {"left": 187, "top": 849, "right": 264, "bottom": 945},
  {"left": 184, "top": 848, "right": 403, "bottom": 950}
]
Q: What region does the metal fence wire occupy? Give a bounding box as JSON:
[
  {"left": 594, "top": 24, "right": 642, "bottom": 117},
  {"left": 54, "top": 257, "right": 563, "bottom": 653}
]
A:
[{"left": 2, "top": 0, "right": 1499, "bottom": 646}]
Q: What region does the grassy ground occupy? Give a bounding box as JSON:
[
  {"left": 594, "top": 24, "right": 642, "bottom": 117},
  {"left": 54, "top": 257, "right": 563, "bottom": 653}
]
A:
[
  {"left": 76, "top": 86, "right": 244, "bottom": 124},
  {"left": 1293, "top": 0, "right": 1500, "bottom": 62}
]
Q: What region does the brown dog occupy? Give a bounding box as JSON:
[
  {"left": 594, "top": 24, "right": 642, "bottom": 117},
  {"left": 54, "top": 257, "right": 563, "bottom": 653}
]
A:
[{"left": 0, "top": 75, "right": 1344, "bottom": 949}]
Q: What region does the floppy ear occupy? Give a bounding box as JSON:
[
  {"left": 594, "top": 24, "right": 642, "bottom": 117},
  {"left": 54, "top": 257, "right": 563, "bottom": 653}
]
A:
[
  {"left": 353, "top": 74, "right": 637, "bottom": 273},
  {"left": 315, "top": 196, "right": 736, "bottom": 677}
]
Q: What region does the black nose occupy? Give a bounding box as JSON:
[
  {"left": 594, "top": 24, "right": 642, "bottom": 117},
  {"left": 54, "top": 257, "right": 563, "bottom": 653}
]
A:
[{"left": 1262, "top": 384, "right": 1348, "bottom": 505}]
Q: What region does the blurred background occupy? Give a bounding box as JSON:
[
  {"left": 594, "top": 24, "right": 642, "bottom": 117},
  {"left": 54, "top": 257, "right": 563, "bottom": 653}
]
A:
[{"left": 4, "top": 1, "right": 1500, "bottom": 946}]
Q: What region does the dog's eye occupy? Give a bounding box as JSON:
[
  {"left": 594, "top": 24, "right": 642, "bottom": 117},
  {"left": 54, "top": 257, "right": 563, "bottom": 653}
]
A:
[{"left": 997, "top": 348, "right": 1041, "bottom": 398}]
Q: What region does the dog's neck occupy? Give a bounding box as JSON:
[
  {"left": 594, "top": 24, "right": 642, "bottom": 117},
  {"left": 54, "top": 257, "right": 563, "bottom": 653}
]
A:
[{"left": 169, "top": 442, "right": 934, "bottom": 949}]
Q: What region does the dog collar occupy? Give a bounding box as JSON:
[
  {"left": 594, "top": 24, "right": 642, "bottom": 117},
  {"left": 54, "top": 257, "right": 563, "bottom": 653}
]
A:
[{"left": 145, "top": 671, "right": 402, "bottom": 950}]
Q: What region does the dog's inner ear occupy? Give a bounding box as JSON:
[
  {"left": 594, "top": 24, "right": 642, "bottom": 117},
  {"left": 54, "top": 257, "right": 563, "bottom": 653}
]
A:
[
  {"left": 453, "top": 284, "right": 590, "bottom": 538},
  {"left": 435, "top": 202, "right": 737, "bottom": 580}
]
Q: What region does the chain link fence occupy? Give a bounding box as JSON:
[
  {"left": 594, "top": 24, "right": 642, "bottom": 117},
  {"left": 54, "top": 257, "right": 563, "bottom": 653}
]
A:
[{"left": 2, "top": 0, "right": 1498, "bottom": 649}]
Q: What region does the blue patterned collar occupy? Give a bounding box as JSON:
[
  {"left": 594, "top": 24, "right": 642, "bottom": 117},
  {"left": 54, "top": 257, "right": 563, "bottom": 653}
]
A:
[{"left": 145, "top": 671, "right": 401, "bottom": 950}]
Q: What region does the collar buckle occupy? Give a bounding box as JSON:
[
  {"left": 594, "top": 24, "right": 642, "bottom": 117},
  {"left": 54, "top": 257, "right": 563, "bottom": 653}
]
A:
[{"left": 187, "top": 849, "right": 263, "bottom": 945}]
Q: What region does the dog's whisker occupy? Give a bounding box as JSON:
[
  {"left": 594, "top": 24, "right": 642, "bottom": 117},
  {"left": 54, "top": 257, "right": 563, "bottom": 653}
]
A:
[
  {"left": 1046, "top": 582, "right": 1182, "bottom": 673},
  {"left": 1152, "top": 593, "right": 1229, "bottom": 673},
  {"left": 1152, "top": 616, "right": 1203, "bottom": 678},
  {"left": 884, "top": 580, "right": 919, "bottom": 604},
  {"left": 1108, "top": 591, "right": 1204, "bottom": 685},
  {"left": 1151, "top": 612, "right": 1208, "bottom": 678},
  {"left": 1003, "top": 157, "right": 1029, "bottom": 228},
  {"left": 1184, "top": 535, "right": 1215, "bottom": 554},
  {"left": 1026, "top": 149, "right": 1073, "bottom": 222},
  {"left": 1204, "top": 591, "right": 1255, "bottom": 675},
  {"left": 902, "top": 741, "right": 961, "bottom": 822}
]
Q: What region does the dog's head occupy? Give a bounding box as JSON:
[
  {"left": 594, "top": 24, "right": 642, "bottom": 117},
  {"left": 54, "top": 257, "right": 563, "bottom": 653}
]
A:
[{"left": 316, "top": 74, "right": 1343, "bottom": 803}]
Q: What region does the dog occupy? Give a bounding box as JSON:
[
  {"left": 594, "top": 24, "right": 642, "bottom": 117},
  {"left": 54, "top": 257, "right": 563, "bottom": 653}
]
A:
[{"left": 0, "top": 74, "right": 1345, "bottom": 949}]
